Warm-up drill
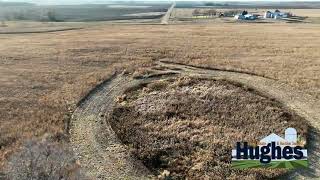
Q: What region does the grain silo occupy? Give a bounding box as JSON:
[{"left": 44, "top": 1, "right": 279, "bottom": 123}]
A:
[{"left": 264, "top": 11, "right": 272, "bottom": 18}]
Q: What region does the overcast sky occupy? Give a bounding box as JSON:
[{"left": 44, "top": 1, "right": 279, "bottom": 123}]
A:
[{"left": 2, "top": 0, "right": 319, "bottom": 5}]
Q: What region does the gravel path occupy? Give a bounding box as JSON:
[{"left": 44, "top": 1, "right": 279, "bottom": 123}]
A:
[
  {"left": 70, "top": 74, "right": 152, "bottom": 179},
  {"left": 70, "top": 61, "right": 320, "bottom": 179},
  {"left": 161, "top": 2, "right": 175, "bottom": 24}
]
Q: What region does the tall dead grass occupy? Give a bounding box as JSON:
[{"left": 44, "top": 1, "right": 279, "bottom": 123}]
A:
[{"left": 108, "top": 77, "right": 308, "bottom": 179}]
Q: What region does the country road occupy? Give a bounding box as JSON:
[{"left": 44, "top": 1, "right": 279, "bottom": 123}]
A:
[
  {"left": 70, "top": 61, "right": 320, "bottom": 179},
  {"left": 161, "top": 2, "right": 176, "bottom": 24}
]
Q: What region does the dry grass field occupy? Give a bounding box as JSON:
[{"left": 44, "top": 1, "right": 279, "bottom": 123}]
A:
[
  {"left": 0, "top": 21, "right": 87, "bottom": 34},
  {"left": 0, "top": 21, "right": 319, "bottom": 176}
]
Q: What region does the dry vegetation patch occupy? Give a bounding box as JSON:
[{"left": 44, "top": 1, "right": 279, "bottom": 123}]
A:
[
  {"left": 5, "top": 136, "right": 84, "bottom": 180},
  {"left": 108, "top": 76, "right": 308, "bottom": 179},
  {"left": 0, "top": 22, "right": 319, "bottom": 171}
]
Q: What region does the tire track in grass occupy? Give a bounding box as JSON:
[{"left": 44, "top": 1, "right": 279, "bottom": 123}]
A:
[{"left": 70, "top": 61, "right": 320, "bottom": 179}]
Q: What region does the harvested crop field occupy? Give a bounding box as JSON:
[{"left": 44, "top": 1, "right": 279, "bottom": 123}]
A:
[{"left": 108, "top": 76, "right": 308, "bottom": 179}]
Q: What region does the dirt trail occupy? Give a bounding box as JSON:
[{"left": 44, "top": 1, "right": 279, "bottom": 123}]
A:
[
  {"left": 70, "top": 61, "right": 320, "bottom": 179},
  {"left": 161, "top": 2, "right": 175, "bottom": 24},
  {"left": 70, "top": 74, "right": 152, "bottom": 179}
]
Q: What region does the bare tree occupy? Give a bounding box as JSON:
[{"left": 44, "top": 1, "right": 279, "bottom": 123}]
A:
[
  {"left": 47, "top": 10, "right": 58, "bottom": 22},
  {"left": 207, "top": 9, "right": 217, "bottom": 17},
  {"left": 5, "top": 137, "right": 84, "bottom": 180},
  {"left": 192, "top": 9, "right": 201, "bottom": 17},
  {"left": 203, "top": 11, "right": 209, "bottom": 18}
]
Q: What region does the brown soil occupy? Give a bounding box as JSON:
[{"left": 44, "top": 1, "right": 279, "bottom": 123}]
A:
[{"left": 108, "top": 76, "right": 308, "bottom": 179}]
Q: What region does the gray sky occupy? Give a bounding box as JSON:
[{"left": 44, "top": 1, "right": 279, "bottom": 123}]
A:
[{"left": 2, "top": 0, "right": 320, "bottom": 5}]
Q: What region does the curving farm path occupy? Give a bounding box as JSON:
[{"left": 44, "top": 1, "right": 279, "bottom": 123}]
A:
[{"left": 70, "top": 60, "right": 320, "bottom": 179}]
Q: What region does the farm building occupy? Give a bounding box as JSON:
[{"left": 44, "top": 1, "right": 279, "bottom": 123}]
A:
[
  {"left": 281, "top": 13, "right": 292, "bottom": 18},
  {"left": 274, "top": 14, "right": 282, "bottom": 19},
  {"left": 234, "top": 14, "right": 245, "bottom": 20},
  {"left": 234, "top": 14, "right": 256, "bottom": 20},
  {"left": 234, "top": 10, "right": 257, "bottom": 20},
  {"left": 264, "top": 10, "right": 292, "bottom": 19},
  {"left": 264, "top": 11, "right": 273, "bottom": 18},
  {"left": 244, "top": 14, "right": 257, "bottom": 20}
]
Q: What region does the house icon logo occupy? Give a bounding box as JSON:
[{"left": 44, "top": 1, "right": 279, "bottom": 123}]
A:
[{"left": 232, "top": 128, "right": 308, "bottom": 169}]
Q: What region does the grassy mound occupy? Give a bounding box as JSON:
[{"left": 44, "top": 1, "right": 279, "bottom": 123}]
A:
[{"left": 107, "top": 76, "right": 308, "bottom": 179}]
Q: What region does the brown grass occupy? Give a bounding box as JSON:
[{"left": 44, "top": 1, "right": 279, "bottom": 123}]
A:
[
  {"left": 108, "top": 76, "right": 308, "bottom": 179},
  {"left": 0, "top": 21, "right": 87, "bottom": 34},
  {"left": 0, "top": 22, "right": 319, "bottom": 170}
]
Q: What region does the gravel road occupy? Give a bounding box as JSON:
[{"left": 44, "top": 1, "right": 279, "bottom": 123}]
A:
[{"left": 161, "top": 2, "right": 176, "bottom": 24}]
